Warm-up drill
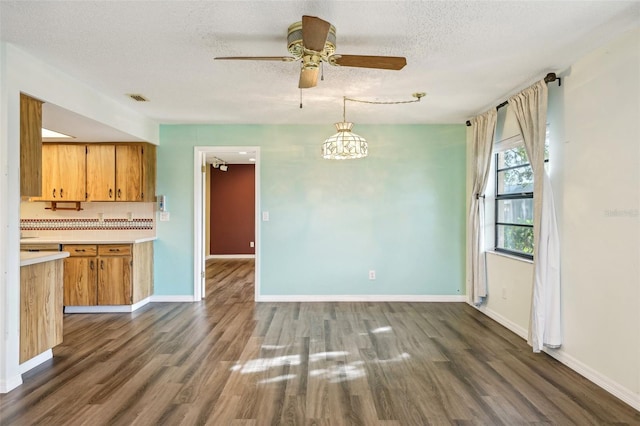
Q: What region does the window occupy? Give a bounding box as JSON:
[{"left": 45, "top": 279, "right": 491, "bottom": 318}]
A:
[{"left": 494, "top": 135, "right": 548, "bottom": 259}]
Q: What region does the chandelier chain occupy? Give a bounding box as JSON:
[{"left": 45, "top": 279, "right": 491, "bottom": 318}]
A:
[
  {"left": 342, "top": 93, "right": 424, "bottom": 121},
  {"left": 343, "top": 96, "right": 422, "bottom": 105}
]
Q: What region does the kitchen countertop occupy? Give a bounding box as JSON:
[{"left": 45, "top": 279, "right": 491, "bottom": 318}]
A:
[
  {"left": 20, "top": 236, "right": 157, "bottom": 244},
  {"left": 20, "top": 251, "right": 70, "bottom": 267}
]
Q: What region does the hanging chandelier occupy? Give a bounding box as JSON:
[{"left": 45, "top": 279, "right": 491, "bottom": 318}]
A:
[
  {"left": 322, "top": 93, "right": 425, "bottom": 160},
  {"left": 322, "top": 97, "right": 367, "bottom": 160}
]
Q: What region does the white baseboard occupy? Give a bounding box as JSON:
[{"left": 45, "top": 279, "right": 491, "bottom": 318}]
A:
[
  {"left": 64, "top": 297, "right": 150, "bottom": 313},
  {"left": 473, "top": 304, "right": 528, "bottom": 340},
  {"left": 149, "top": 295, "right": 196, "bottom": 302},
  {"left": 0, "top": 375, "right": 23, "bottom": 394},
  {"left": 471, "top": 303, "right": 640, "bottom": 412},
  {"left": 542, "top": 347, "right": 640, "bottom": 412},
  {"left": 256, "top": 295, "right": 466, "bottom": 303},
  {"left": 19, "top": 349, "right": 53, "bottom": 374},
  {"left": 207, "top": 254, "right": 255, "bottom": 259}
]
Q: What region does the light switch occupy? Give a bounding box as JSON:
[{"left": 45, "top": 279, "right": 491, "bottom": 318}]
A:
[
  {"left": 262, "top": 211, "right": 270, "bottom": 221},
  {"left": 159, "top": 212, "right": 170, "bottom": 221}
]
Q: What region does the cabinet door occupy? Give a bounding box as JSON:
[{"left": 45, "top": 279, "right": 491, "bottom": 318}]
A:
[
  {"left": 115, "top": 145, "right": 143, "bottom": 201},
  {"left": 38, "top": 144, "right": 61, "bottom": 201},
  {"left": 86, "top": 145, "right": 116, "bottom": 201},
  {"left": 20, "top": 94, "right": 43, "bottom": 197},
  {"left": 37, "top": 144, "right": 86, "bottom": 201},
  {"left": 98, "top": 256, "right": 132, "bottom": 305},
  {"left": 141, "top": 144, "right": 156, "bottom": 202},
  {"left": 20, "top": 259, "right": 64, "bottom": 363},
  {"left": 57, "top": 144, "right": 86, "bottom": 201},
  {"left": 63, "top": 257, "right": 98, "bottom": 306}
]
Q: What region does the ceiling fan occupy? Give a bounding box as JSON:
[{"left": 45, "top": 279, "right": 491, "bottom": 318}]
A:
[{"left": 214, "top": 15, "right": 407, "bottom": 89}]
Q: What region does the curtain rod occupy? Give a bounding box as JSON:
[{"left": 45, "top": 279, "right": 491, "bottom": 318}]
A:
[{"left": 465, "top": 72, "right": 560, "bottom": 126}]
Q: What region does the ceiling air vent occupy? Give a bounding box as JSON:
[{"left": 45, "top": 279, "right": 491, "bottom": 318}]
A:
[{"left": 127, "top": 94, "right": 148, "bottom": 102}]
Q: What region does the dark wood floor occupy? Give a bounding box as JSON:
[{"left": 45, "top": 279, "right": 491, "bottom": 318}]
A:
[{"left": 1, "top": 259, "right": 638, "bottom": 425}]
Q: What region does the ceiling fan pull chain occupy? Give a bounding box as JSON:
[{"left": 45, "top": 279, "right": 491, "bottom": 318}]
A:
[
  {"left": 300, "top": 89, "right": 303, "bottom": 109},
  {"left": 321, "top": 62, "right": 324, "bottom": 81}
]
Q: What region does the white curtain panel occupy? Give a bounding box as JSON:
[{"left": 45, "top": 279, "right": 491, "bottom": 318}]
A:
[
  {"left": 468, "top": 109, "right": 497, "bottom": 305},
  {"left": 509, "top": 81, "right": 562, "bottom": 352}
]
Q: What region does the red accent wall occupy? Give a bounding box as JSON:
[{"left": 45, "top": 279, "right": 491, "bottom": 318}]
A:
[{"left": 210, "top": 164, "right": 255, "bottom": 255}]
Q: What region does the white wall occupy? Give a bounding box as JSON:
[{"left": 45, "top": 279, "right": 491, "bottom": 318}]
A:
[
  {"left": 470, "top": 28, "right": 640, "bottom": 409},
  {"left": 0, "top": 43, "right": 159, "bottom": 392}
]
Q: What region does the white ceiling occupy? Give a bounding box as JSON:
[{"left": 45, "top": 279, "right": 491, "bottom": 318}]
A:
[{"left": 1, "top": 1, "right": 639, "bottom": 139}]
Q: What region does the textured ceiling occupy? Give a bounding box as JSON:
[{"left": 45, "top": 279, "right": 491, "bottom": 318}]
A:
[{"left": 1, "top": 1, "right": 639, "bottom": 134}]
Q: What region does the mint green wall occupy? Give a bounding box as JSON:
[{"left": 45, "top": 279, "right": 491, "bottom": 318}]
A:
[{"left": 155, "top": 124, "right": 466, "bottom": 296}]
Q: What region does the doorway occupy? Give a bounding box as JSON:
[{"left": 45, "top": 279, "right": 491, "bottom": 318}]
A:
[{"left": 193, "top": 146, "right": 260, "bottom": 302}]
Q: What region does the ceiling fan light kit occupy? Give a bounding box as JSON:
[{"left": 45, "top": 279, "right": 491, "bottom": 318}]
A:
[{"left": 215, "top": 15, "right": 407, "bottom": 89}]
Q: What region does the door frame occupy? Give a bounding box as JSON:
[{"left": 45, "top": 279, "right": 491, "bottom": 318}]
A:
[{"left": 193, "top": 146, "right": 260, "bottom": 302}]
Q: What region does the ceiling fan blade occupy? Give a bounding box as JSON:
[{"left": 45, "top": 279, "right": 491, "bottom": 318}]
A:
[
  {"left": 331, "top": 55, "right": 407, "bottom": 70},
  {"left": 299, "top": 68, "right": 319, "bottom": 89},
  {"left": 214, "top": 56, "right": 296, "bottom": 62},
  {"left": 302, "top": 15, "right": 331, "bottom": 52}
]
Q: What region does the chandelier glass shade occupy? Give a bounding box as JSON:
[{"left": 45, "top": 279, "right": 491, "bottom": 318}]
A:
[
  {"left": 321, "top": 93, "right": 423, "bottom": 160},
  {"left": 322, "top": 121, "right": 368, "bottom": 160}
]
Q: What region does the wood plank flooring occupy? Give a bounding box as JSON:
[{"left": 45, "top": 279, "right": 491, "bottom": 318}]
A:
[{"left": 1, "top": 259, "right": 638, "bottom": 425}]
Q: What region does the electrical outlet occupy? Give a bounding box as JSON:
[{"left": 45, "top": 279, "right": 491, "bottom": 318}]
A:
[
  {"left": 501, "top": 287, "right": 507, "bottom": 299},
  {"left": 369, "top": 270, "right": 376, "bottom": 280}
]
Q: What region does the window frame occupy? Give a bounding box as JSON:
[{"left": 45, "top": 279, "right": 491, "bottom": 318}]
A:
[
  {"left": 494, "top": 156, "right": 534, "bottom": 260},
  {"left": 493, "top": 145, "right": 549, "bottom": 260}
]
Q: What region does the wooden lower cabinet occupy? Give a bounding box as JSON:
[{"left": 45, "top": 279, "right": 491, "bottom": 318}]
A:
[
  {"left": 64, "top": 256, "right": 98, "bottom": 305},
  {"left": 63, "top": 242, "right": 153, "bottom": 306},
  {"left": 20, "top": 259, "right": 64, "bottom": 363},
  {"left": 97, "top": 247, "right": 132, "bottom": 305}
]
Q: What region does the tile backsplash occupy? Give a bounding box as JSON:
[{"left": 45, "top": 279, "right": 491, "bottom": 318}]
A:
[
  {"left": 20, "top": 201, "right": 156, "bottom": 234},
  {"left": 21, "top": 218, "right": 153, "bottom": 231}
]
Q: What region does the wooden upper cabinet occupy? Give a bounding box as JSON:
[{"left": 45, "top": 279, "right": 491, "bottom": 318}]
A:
[
  {"left": 87, "top": 143, "right": 156, "bottom": 202},
  {"left": 115, "top": 144, "right": 143, "bottom": 201},
  {"left": 37, "top": 144, "right": 86, "bottom": 201},
  {"left": 35, "top": 142, "right": 155, "bottom": 203},
  {"left": 86, "top": 144, "right": 116, "bottom": 201},
  {"left": 20, "top": 94, "right": 43, "bottom": 197},
  {"left": 142, "top": 144, "right": 156, "bottom": 203}
]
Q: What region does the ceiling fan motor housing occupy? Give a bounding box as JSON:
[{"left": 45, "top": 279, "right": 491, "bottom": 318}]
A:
[
  {"left": 287, "top": 20, "right": 337, "bottom": 60},
  {"left": 214, "top": 16, "right": 406, "bottom": 89}
]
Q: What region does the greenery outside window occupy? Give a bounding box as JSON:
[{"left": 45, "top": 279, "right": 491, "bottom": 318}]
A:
[{"left": 494, "top": 136, "right": 548, "bottom": 259}]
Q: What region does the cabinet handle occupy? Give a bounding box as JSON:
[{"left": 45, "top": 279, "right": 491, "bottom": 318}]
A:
[
  {"left": 100, "top": 260, "right": 104, "bottom": 270},
  {"left": 60, "top": 188, "right": 64, "bottom": 198},
  {"left": 52, "top": 188, "right": 56, "bottom": 198},
  {"left": 90, "top": 260, "right": 94, "bottom": 270},
  {"left": 109, "top": 188, "right": 113, "bottom": 198},
  {"left": 117, "top": 188, "right": 122, "bottom": 199},
  {"left": 109, "top": 248, "right": 120, "bottom": 252},
  {"left": 75, "top": 249, "right": 86, "bottom": 252}
]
